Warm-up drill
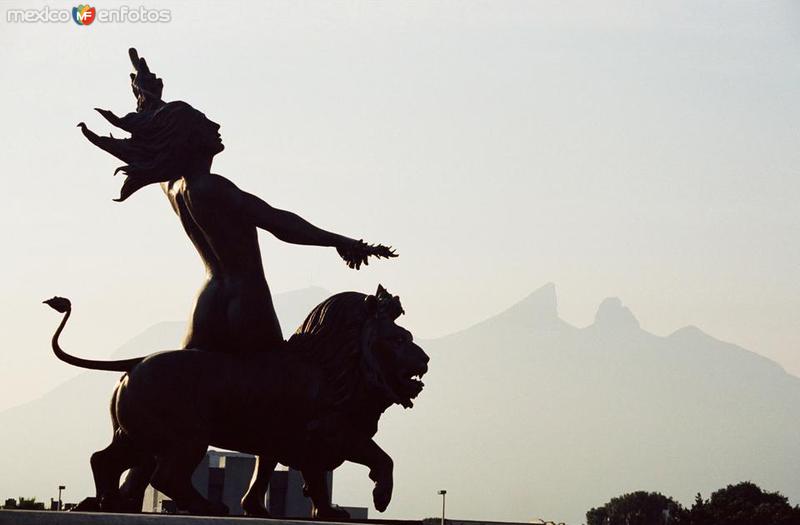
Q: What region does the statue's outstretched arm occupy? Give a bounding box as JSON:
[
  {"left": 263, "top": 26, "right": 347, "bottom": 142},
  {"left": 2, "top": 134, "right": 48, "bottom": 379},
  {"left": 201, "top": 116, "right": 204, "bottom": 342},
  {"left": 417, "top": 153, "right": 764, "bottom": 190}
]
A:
[
  {"left": 242, "top": 190, "right": 352, "bottom": 248},
  {"left": 240, "top": 190, "right": 397, "bottom": 270}
]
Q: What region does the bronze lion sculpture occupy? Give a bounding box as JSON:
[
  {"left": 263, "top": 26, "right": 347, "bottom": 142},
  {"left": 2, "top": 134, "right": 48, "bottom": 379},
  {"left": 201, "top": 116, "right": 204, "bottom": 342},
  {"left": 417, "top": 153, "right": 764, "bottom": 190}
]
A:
[{"left": 45, "top": 285, "right": 428, "bottom": 517}]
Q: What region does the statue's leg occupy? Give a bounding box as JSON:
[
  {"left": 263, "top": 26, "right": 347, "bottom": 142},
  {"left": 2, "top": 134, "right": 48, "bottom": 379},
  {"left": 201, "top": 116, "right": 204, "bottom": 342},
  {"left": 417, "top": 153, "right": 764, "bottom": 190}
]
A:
[
  {"left": 241, "top": 455, "right": 276, "bottom": 517},
  {"left": 89, "top": 429, "right": 139, "bottom": 512},
  {"left": 345, "top": 438, "right": 394, "bottom": 512},
  {"left": 301, "top": 469, "right": 350, "bottom": 519},
  {"left": 182, "top": 279, "right": 226, "bottom": 351},
  {"left": 183, "top": 281, "right": 283, "bottom": 354},
  {"left": 151, "top": 446, "right": 227, "bottom": 516},
  {"left": 227, "top": 290, "right": 284, "bottom": 353}
]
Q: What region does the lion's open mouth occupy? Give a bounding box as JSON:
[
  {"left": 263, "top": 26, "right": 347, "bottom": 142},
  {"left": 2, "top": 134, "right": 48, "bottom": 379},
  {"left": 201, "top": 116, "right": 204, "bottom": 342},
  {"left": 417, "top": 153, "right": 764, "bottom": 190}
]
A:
[
  {"left": 396, "top": 364, "right": 427, "bottom": 407},
  {"left": 407, "top": 368, "right": 426, "bottom": 392}
]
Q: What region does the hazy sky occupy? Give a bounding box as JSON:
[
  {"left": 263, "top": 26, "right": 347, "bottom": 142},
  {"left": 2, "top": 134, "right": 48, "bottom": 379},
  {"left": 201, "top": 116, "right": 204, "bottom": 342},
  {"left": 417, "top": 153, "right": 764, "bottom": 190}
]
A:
[{"left": 1, "top": 0, "right": 798, "bottom": 417}]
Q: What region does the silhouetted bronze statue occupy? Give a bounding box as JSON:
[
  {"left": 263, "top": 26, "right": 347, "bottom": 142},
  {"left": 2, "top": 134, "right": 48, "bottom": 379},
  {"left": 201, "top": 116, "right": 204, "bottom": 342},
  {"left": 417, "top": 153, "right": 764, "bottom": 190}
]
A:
[
  {"left": 66, "top": 49, "right": 420, "bottom": 517},
  {"left": 46, "top": 286, "right": 428, "bottom": 516},
  {"left": 78, "top": 48, "right": 396, "bottom": 355}
]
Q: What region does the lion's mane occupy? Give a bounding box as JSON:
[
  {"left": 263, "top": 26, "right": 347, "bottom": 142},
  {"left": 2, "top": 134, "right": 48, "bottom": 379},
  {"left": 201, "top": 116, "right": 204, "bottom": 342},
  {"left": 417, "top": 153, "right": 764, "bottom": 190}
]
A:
[{"left": 286, "top": 292, "right": 370, "bottom": 408}]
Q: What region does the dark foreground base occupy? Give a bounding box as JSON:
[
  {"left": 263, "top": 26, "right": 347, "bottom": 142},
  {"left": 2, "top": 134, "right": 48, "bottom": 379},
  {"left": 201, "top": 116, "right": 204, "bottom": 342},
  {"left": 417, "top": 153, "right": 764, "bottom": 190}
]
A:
[
  {"left": 0, "top": 511, "right": 421, "bottom": 525},
  {"left": 0, "top": 510, "right": 319, "bottom": 525}
]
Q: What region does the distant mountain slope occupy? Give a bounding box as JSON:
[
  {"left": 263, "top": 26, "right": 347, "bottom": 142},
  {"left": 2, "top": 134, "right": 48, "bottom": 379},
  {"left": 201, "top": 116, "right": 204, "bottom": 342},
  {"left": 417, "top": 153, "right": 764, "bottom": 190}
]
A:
[
  {"left": 340, "top": 283, "right": 800, "bottom": 524},
  {"left": 3, "top": 284, "right": 798, "bottom": 525}
]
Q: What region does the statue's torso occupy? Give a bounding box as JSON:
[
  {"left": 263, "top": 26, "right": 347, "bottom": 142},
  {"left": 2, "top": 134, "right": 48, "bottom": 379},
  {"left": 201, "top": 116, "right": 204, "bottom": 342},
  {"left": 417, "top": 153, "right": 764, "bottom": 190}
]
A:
[
  {"left": 165, "top": 176, "right": 265, "bottom": 278},
  {"left": 163, "top": 176, "right": 283, "bottom": 351}
]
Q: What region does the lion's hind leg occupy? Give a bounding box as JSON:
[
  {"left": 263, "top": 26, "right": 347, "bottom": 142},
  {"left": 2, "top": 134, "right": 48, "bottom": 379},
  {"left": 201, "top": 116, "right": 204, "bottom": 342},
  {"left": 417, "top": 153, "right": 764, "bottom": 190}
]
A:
[
  {"left": 150, "top": 445, "right": 227, "bottom": 516},
  {"left": 90, "top": 429, "right": 142, "bottom": 512},
  {"left": 119, "top": 456, "right": 156, "bottom": 512},
  {"left": 241, "top": 455, "right": 276, "bottom": 517}
]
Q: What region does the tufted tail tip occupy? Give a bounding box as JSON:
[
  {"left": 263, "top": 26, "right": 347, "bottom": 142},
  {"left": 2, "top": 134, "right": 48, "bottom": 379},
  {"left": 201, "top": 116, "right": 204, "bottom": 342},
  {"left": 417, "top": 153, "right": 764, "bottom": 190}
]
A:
[{"left": 44, "top": 297, "right": 71, "bottom": 313}]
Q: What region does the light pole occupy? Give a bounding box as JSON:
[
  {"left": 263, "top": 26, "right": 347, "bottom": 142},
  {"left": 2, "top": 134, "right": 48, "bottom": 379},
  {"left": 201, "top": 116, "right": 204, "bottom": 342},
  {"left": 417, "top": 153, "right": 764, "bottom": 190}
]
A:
[
  {"left": 57, "top": 485, "right": 65, "bottom": 511},
  {"left": 437, "top": 489, "right": 447, "bottom": 525}
]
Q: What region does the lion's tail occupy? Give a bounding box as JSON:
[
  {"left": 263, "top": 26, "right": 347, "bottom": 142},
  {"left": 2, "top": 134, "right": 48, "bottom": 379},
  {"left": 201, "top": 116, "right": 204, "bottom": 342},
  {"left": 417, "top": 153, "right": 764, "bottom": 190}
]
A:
[{"left": 44, "top": 296, "right": 144, "bottom": 372}]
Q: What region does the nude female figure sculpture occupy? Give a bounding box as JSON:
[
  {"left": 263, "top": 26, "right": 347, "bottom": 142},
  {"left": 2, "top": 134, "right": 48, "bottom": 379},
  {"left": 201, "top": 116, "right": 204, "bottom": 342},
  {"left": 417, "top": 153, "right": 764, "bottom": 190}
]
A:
[{"left": 78, "top": 48, "right": 396, "bottom": 516}]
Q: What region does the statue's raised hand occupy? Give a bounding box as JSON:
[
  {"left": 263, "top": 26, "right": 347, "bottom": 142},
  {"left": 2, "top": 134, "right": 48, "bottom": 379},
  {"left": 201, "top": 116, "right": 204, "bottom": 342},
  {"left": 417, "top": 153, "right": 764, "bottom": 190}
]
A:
[
  {"left": 128, "top": 48, "right": 164, "bottom": 111},
  {"left": 337, "top": 239, "right": 397, "bottom": 270}
]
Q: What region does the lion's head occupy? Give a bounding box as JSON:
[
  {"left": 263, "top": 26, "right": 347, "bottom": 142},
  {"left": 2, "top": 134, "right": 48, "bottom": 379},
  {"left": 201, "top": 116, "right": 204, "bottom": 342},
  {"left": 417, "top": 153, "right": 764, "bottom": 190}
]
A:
[{"left": 288, "top": 285, "right": 429, "bottom": 409}]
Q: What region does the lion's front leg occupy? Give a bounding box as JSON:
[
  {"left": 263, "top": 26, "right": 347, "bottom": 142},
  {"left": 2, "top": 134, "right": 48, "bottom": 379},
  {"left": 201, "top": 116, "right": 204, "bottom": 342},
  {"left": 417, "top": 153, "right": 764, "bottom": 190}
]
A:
[
  {"left": 346, "top": 438, "right": 394, "bottom": 512},
  {"left": 301, "top": 469, "right": 350, "bottom": 519}
]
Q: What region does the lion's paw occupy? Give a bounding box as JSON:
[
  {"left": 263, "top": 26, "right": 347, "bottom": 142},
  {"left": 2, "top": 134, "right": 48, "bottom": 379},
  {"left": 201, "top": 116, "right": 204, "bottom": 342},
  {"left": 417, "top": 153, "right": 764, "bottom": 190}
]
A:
[
  {"left": 314, "top": 504, "right": 351, "bottom": 519},
  {"left": 372, "top": 477, "right": 393, "bottom": 512},
  {"left": 242, "top": 500, "right": 271, "bottom": 518},
  {"left": 205, "top": 501, "right": 229, "bottom": 516}
]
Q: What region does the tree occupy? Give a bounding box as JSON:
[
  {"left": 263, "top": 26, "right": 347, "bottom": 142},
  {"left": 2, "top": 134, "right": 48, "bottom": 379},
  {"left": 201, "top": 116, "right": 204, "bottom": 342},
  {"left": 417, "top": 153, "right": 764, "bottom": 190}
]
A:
[
  {"left": 689, "top": 482, "right": 800, "bottom": 525},
  {"left": 587, "top": 491, "right": 688, "bottom": 525},
  {"left": 16, "top": 497, "right": 45, "bottom": 510}
]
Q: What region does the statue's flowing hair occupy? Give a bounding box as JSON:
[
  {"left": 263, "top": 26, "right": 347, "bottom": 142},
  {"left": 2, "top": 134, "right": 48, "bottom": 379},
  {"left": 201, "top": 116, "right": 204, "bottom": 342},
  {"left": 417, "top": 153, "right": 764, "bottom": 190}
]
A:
[
  {"left": 288, "top": 292, "right": 371, "bottom": 407},
  {"left": 87, "top": 101, "right": 210, "bottom": 201}
]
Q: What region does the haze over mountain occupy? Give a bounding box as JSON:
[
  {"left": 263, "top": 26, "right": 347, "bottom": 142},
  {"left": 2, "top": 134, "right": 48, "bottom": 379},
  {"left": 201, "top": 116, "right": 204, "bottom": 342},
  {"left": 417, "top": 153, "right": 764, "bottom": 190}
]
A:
[{"left": 2, "top": 284, "right": 798, "bottom": 525}]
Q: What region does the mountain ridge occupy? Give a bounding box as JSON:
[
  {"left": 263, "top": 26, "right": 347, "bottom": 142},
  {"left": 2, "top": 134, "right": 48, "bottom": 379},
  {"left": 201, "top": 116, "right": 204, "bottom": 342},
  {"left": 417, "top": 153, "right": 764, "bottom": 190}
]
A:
[{"left": 2, "top": 284, "right": 798, "bottom": 524}]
